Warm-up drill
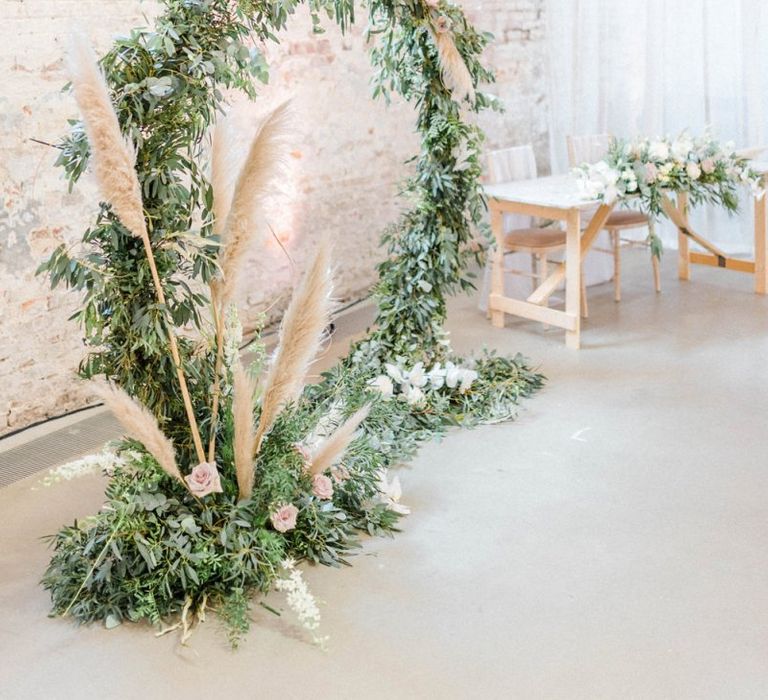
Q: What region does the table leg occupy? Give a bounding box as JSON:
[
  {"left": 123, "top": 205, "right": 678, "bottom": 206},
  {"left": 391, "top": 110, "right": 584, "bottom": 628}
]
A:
[
  {"left": 489, "top": 206, "right": 505, "bottom": 328},
  {"left": 677, "top": 192, "right": 690, "bottom": 281},
  {"left": 755, "top": 192, "right": 767, "bottom": 294},
  {"left": 565, "top": 209, "right": 581, "bottom": 349}
]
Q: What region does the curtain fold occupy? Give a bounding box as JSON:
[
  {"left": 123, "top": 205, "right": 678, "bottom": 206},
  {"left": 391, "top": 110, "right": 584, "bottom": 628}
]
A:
[{"left": 546, "top": 0, "right": 768, "bottom": 253}]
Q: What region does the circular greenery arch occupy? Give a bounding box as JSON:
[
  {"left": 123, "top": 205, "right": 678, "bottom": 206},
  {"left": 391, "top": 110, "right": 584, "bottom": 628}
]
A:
[
  {"left": 39, "top": 0, "right": 542, "bottom": 643},
  {"left": 44, "top": 0, "right": 499, "bottom": 417}
]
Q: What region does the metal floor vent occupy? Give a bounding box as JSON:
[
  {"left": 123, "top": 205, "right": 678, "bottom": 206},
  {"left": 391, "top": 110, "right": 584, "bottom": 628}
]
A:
[{"left": 0, "top": 411, "right": 122, "bottom": 489}]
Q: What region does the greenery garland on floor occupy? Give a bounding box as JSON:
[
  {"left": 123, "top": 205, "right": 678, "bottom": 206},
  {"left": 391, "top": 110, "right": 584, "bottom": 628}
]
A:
[{"left": 39, "top": 0, "right": 543, "bottom": 646}]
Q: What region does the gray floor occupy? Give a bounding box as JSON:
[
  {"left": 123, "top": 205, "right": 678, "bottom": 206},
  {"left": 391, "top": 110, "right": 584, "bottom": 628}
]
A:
[{"left": 1, "top": 250, "right": 767, "bottom": 699}]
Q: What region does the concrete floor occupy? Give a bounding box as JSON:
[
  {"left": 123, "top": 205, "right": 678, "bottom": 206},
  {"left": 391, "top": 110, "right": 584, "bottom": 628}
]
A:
[{"left": 1, "top": 250, "right": 767, "bottom": 699}]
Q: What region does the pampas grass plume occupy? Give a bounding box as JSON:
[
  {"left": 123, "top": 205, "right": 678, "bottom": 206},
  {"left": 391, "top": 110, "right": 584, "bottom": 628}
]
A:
[
  {"left": 434, "top": 30, "right": 475, "bottom": 103},
  {"left": 310, "top": 406, "right": 370, "bottom": 476},
  {"left": 68, "top": 36, "right": 147, "bottom": 239},
  {"left": 93, "top": 382, "right": 183, "bottom": 485},
  {"left": 218, "top": 101, "right": 292, "bottom": 305},
  {"left": 232, "top": 360, "right": 258, "bottom": 500},
  {"left": 210, "top": 119, "right": 236, "bottom": 237},
  {"left": 253, "top": 238, "right": 333, "bottom": 454}
]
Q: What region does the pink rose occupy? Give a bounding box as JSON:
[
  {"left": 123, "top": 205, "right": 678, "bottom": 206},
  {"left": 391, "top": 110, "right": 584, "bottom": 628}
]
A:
[
  {"left": 312, "top": 474, "right": 334, "bottom": 500},
  {"left": 644, "top": 162, "right": 658, "bottom": 182},
  {"left": 293, "top": 442, "right": 312, "bottom": 472},
  {"left": 426, "top": 0, "right": 441, "bottom": 7},
  {"left": 270, "top": 503, "right": 299, "bottom": 533},
  {"left": 184, "top": 461, "right": 223, "bottom": 497},
  {"left": 701, "top": 158, "right": 715, "bottom": 174},
  {"left": 331, "top": 465, "right": 350, "bottom": 484}
]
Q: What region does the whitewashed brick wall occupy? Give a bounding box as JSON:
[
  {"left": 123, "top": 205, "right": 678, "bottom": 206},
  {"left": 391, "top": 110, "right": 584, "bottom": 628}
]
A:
[{"left": 0, "top": 0, "right": 548, "bottom": 433}]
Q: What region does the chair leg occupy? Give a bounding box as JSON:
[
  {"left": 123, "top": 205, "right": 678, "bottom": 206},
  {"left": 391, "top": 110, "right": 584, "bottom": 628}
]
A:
[
  {"left": 538, "top": 253, "right": 549, "bottom": 308},
  {"left": 530, "top": 254, "right": 538, "bottom": 296},
  {"left": 652, "top": 250, "right": 661, "bottom": 293},
  {"left": 537, "top": 253, "right": 550, "bottom": 329},
  {"left": 611, "top": 229, "right": 621, "bottom": 302},
  {"left": 580, "top": 270, "right": 589, "bottom": 319}
]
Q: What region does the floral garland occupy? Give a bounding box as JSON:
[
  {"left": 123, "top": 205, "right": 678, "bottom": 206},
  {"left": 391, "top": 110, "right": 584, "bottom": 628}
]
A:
[{"left": 576, "top": 132, "right": 763, "bottom": 255}]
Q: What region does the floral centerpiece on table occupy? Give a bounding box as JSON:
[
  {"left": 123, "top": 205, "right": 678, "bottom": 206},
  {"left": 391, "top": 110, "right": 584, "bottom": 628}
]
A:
[{"left": 575, "top": 132, "right": 764, "bottom": 256}]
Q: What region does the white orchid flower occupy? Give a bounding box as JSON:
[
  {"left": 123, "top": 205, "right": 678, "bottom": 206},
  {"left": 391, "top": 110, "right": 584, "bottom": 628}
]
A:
[
  {"left": 377, "top": 470, "right": 411, "bottom": 515},
  {"left": 458, "top": 368, "right": 479, "bottom": 394},
  {"left": 384, "top": 363, "right": 404, "bottom": 384},
  {"left": 428, "top": 363, "right": 446, "bottom": 389},
  {"left": 368, "top": 375, "right": 394, "bottom": 398},
  {"left": 444, "top": 361, "right": 461, "bottom": 389},
  {"left": 402, "top": 384, "right": 425, "bottom": 406},
  {"left": 407, "top": 361, "right": 428, "bottom": 388}
]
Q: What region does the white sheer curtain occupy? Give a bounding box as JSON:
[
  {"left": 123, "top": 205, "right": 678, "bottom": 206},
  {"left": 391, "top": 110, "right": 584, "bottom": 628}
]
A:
[{"left": 546, "top": 0, "right": 768, "bottom": 253}]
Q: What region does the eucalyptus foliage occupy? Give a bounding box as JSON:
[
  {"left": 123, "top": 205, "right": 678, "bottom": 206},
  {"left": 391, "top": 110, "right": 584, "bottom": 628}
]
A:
[{"left": 39, "top": 0, "right": 543, "bottom": 645}]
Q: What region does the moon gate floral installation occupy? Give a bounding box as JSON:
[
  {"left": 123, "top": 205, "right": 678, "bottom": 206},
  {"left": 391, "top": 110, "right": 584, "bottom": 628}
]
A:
[{"left": 38, "top": 0, "right": 543, "bottom": 646}]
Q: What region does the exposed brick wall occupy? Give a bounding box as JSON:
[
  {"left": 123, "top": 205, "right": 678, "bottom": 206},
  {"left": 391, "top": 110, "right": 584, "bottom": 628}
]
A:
[{"left": 0, "top": 0, "right": 548, "bottom": 434}]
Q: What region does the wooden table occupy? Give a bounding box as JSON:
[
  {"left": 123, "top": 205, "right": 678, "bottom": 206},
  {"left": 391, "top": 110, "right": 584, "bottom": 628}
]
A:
[
  {"left": 664, "top": 161, "right": 768, "bottom": 293},
  {"left": 485, "top": 175, "right": 615, "bottom": 349}
]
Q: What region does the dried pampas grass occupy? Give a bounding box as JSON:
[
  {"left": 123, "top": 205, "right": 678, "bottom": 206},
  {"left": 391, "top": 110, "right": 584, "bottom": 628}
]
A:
[
  {"left": 433, "top": 30, "right": 475, "bottom": 103},
  {"left": 232, "top": 360, "right": 258, "bottom": 500},
  {"left": 218, "top": 101, "right": 292, "bottom": 305},
  {"left": 93, "top": 382, "right": 184, "bottom": 486},
  {"left": 210, "top": 120, "right": 236, "bottom": 238},
  {"left": 68, "top": 36, "right": 146, "bottom": 240},
  {"left": 206, "top": 102, "right": 291, "bottom": 461},
  {"left": 253, "top": 239, "right": 333, "bottom": 454},
  {"left": 309, "top": 406, "right": 370, "bottom": 476},
  {"left": 69, "top": 35, "right": 206, "bottom": 463}
]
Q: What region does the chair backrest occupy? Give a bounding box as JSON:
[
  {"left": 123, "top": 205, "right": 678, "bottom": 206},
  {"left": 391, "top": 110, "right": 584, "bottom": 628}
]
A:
[
  {"left": 486, "top": 145, "right": 537, "bottom": 185},
  {"left": 485, "top": 145, "right": 537, "bottom": 233},
  {"left": 566, "top": 133, "right": 611, "bottom": 168}
]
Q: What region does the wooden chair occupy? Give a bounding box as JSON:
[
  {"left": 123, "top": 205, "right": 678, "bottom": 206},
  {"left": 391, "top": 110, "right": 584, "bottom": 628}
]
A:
[
  {"left": 486, "top": 145, "right": 588, "bottom": 320},
  {"left": 567, "top": 133, "right": 660, "bottom": 301}
]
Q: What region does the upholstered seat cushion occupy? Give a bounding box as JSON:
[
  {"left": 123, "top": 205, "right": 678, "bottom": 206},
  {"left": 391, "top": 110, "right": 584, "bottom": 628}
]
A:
[
  {"left": 605, "top": 210, "right": 649, "bottom": 227},
  {"left": 504, "top": 227, "right": 566, "bottom": 251}
]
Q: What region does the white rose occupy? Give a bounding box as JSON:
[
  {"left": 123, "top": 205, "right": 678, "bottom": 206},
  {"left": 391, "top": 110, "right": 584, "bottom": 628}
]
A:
[
  {"left": 594, "top": 161, "right": 619, "bottom": 185},
  {"left": 577, "top": 177, "right": 603, "bottom": 200},
  {"left": 686, "top": 162, "right": 701, "bottom": 180}
]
